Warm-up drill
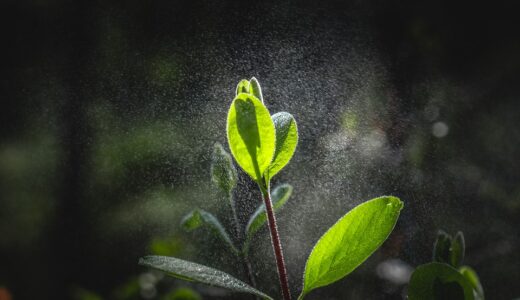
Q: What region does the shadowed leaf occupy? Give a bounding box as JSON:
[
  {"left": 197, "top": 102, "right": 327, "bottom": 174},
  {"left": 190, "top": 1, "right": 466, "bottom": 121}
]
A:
[
  {"left": 450, "top": 231, "right": 465, "bottom": 268},
  {"left": 408, "top": 262, "right": 475, "bottom": 300},
  {"left": 245, "top": 184, "right": 293, "bottom": 241},
  {"left": 211, "top": 142, "right": 237, "bottom": 194},
  {"left": 265, "top": 112, "right": 298, "bottom": 182},
  {"left": 181, "top": 209, "right": 238, "bottom": 254},
  {"left": 139, "top": 256, "right": 273, "bottom": 300},
  {"left": 460, "top": 266, "right": 485, "bottom": 300},
  {"left": 433, "top": 230, "right": 452, "bottom": 264}
]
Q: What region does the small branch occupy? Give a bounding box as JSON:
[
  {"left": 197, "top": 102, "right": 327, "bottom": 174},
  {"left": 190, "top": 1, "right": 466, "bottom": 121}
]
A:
[
  {"left": 243, "top": 254, "right": 258, "bottom": 291},
  {"left": 261, "top": 184, "right": 292, "bottom": 300},
  {"left": 229, "top": 192, "right": 258, "bottom": 290},
  {"left": 229, "top": 192, "right": 241, "bottom": 238}
]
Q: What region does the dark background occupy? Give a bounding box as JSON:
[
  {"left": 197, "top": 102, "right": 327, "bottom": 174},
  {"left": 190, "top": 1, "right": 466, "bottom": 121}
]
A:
[{"left": 1, "top": 0, "right": 519, "bottom": 299}]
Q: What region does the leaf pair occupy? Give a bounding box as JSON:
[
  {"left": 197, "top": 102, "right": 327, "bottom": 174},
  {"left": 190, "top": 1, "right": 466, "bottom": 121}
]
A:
[
  {"left": 142, "top": 196, "right": 404, "bottom": 300},
  {"left": 227, "top": 78, "right": 298, "bottom": 184},
  {"left": 181, "top": 184, "right": 293, "bottom": 255},
  {"left": 409, "top": 231, "right": 485, "bottom": 300},
  {"left": 433, "top": 230, "right": 465, "bottom": 268}
]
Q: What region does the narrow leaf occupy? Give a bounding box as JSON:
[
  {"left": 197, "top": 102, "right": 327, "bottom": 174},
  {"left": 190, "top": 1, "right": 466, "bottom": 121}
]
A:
[
  {"left": 249, "top": 77, "right": 264, "bottom": 103},
  {"left": 408, "top": 262, "right": 475, "bottom": 300},
  {"left": 246, "top": 184, "right": 293, "bottom": 239},
  {"left": 459, "top": 266, "right": 484, "bottom": 300},
  {"left": 227, "top": 93, "right": 276, "bottom": 182},
  {"left": 265, "top": 112, "right": 298, "bottom": 181},
  {"left": 211, "top": 142, "right": 237, "bottom": 194},
  {"left": 139, "top": 256, "right": 273, "bottom": 300},
  {"left": 433, "top": 230, "right": 452, "bottom": 264},
  {"left": 181, "top": 209, "right": 238, "bottom": 254},
  {"left": 299, "top": 196, "right": 403, "bottom": 299},
  {"left": 450, "top": 231, "right": 465, "bottom": 268}
]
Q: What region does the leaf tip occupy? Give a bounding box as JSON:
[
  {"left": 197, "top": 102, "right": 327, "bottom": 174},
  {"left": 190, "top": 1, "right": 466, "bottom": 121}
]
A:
[{"left": 384, "top": 196, "right": 404, "bottom": 211}]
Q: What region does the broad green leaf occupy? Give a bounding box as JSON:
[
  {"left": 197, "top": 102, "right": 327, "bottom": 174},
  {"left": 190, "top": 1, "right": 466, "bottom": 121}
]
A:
[
  {"left": 299, "top": 196, "right": 403, "bottom": 299},
  {"left": 433, "top": 230, "right": 452, "bottom": 264},
  {"left": 181, "top": 209, "right": 238, "bottom": 254},
  {"left": 236, "top": 79, "right": 250, "bottom": 95},
  {"left": 249, "top": 77, "right": 264, "bottom": 103},
  {"left": 450, "top": 231, "right": 465, "bottom": 268},
  {"left": 460, "top": 266, "right": 485, "bottom": 300},
  {"left": 139, "top": 256, "right": 273, "bottom": 300},
  {"left": 227, "top": 93, "right": 276, "bottom": 182},
  {"left": 210, "top": 142, "right": 237, "bottom": 194},
  {"left": 265, "top": 112, "right": 298, "bottom": 182},
  {"left": 408, "top": 262, "right": 475, "bottom": 300},
  {"left": 245, "top": 184, "right": 293, "bottom": 239}
]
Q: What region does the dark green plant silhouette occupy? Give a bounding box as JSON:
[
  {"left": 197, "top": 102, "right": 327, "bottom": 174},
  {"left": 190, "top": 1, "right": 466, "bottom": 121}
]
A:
[
  {"left": 408, "top": 231, "right": 485, "bottom": 300},
  {"left": 138, "top": 78, "right": 404, "bottom": 300}
]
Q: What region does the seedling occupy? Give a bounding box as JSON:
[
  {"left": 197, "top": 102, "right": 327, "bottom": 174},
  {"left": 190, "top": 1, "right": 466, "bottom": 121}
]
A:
[
  {"left": 408, "top": 230, "right": 485, "bottom": 300},
  {"left": 139, "top": 78, "right": 404, "bottom": 299}
]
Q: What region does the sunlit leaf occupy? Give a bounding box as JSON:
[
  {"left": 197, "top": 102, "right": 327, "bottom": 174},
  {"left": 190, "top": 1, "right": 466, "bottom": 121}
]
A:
[
  {"left": 460, "top": 266, "right": 485, "bottom": 300},
  {"left": 265, "top": 112, "right": 298, "bottom": 182},
  {"left": 236, "top": 79, "right": 250, "bottom": 95},
  {"left": 433, "top": 230, "right": 452, "bottom": 264},
  {"left": 450, "top": 231, "right": 465, "bottom": 268},
  {"left": 181, "top": 209, "right": 238, "bottom": 254},
  {"left": 299, "top": 196, "right": 403, "bottom": 299},
  {"left": 249, "top": 77, "right": 264, "bottom": 103},
  {"left": 227, "top": 93, "right": 276, "bottom": 182},
  {"left": 139, "top": 256, "right": 273, "bottom": 300},
  {"left": 245, "top": 184, "right": 293, "bottom": 240},
  {"left": 408, "top": 262, "right": 475, "bottom": 300},
  {"left": 211, "top": 142, "right": 237, "bottom": 194}
]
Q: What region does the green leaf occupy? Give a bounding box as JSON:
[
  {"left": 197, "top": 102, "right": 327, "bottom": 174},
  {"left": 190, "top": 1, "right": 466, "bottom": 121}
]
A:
[
  {"left": 249, "top": 77, "right": 264, "bottom": 103},
  {"left": 408, "top": 262, "right": 475, "bottom": 300},
  {"left": 450, "top": 231, "right": 465, "bottom": 268},
  {"left": 181, "top": 209, "right": 238, "bottom": 254},
  {"left": 245, "top": 184, "right": 293, "bottom": 240},
  {"left": 236, "top": 79, "right": 250, "bottom": 95},
  {"left": 265, "top": 112, "right": 298, "bottom": 182},
  {"left": 460, "top": 266, "right": 485, "bottom": 300},
  {"left": 211, "top": 142, "right": 237, "bottom": 194},
  {"left": 299, "top": 196, "right": 403, "bottom": 299},
  {"left": 227, "top": 93, "right": 276, "bottom": 182},
  {"left": 139, "top": 256, "right": 273, "bottom": 300},
  {"left": 433, "top": 230, "right": 452, "bottom": 264}
]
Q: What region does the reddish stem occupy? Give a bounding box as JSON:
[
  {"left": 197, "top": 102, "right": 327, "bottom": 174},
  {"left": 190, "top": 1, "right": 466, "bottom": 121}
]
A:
[{"left": 262, "top": 188, "right": 292, "bottom": 300}]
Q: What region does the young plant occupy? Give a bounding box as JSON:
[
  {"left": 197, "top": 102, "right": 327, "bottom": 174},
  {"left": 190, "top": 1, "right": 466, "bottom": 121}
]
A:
[
  {"left": 408, "top": 231, "right": 485, "bottom": 300},
  {"left": 139, "top": 78, "right": 404, "bottom": 300}
]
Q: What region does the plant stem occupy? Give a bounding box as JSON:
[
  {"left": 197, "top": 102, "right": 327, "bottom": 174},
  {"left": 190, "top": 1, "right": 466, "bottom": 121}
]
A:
[
  {"left": 260, "top": 184, "right": 292, "bottom": 300},
  {"left": 229, "top": 192, "right": 241, "bottom": 238}
]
